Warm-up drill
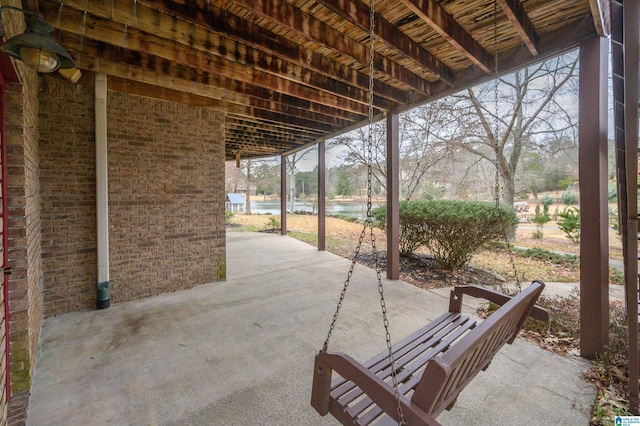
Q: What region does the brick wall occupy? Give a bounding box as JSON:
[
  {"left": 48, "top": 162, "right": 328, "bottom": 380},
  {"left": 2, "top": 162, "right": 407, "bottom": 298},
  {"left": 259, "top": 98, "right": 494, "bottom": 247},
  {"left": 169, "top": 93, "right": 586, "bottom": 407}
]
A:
[
  {"left": 6, "top": 71, "right": 42, "bottom": 426},
  {"left": 39, "top": 76, "right": 226, "bottom": 315},
  {"left": 0, "top": 3, "right": 45, "bottom": 423},
  {"left": 39, "top": 78, "right": 97, "bottom": 316},
  {"left": 107, "top": 92, "right": 226, "bottom": 302}
]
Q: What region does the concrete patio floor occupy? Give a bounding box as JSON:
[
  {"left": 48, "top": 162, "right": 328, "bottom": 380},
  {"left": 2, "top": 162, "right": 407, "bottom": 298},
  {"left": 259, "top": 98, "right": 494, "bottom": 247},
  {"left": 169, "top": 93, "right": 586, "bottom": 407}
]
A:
[{"left": 28, "top": 232, "right": 595, "bottom": 425}]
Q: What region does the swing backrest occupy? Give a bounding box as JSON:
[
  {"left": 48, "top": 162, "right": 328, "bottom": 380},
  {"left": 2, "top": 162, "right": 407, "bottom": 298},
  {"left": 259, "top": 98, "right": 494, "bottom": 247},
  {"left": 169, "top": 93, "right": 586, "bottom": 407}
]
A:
[{"left": 411, "top": 281, "right": 544, "bottom": 416}]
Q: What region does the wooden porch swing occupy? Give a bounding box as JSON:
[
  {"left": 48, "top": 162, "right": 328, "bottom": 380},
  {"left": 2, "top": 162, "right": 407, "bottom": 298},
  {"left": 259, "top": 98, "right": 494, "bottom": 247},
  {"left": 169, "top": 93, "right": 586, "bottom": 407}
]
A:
[{"left": 310, "top": 1, "right": 549, "bottom": 424}]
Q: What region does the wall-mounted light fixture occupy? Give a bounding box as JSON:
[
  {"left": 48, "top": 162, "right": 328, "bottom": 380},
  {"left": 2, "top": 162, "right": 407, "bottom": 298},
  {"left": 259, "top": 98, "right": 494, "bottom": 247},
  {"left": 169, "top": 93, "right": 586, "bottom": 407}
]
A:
[{"left": 0, "top": 6, "right": 75, "bottom": 73}]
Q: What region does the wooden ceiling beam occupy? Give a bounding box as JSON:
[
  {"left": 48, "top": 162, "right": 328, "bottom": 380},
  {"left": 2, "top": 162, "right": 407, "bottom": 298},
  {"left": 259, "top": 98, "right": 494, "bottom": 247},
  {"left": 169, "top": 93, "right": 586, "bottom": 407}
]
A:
[
  {"left": 226, "top": 118, "right": 325, "bottom": 138},
  {"left": 109, "top": 73, "right": 360, "bottom": 131},
  {"left": 42, "top": 2, "right": 380, "bottom": 117},
  {"left": 226, "top": 124, "right": 319, "bottom": 141},
  {"left": 588, "top": 0, "right": 609, "bottom": 37},
  {"left": 429, "top": 14, "right": 597, "bottom": 99},
  {"left": 227, "top": 0, "right": 432, "bottom": 95},
  {"left": 226, "top": 139, "right": 305, "bottom": 151},
  {"left": 226, "top": 135, "right": 311, "bottom": 148},
  {"left": 316, "top": 0, "right": 454, "bottom": 86},
  {"left": 400, "top": 0, "right": 495, "bottom": 74},
  {"left": 60, "top": 36, "right": 358, "bottom": 130},
  {"left": 46, "top": 0, "right": 406, "bottom": 106},
  {"left": 133, "top": 0, "right": 408, "bottom": 105},
  {"left": 497, "top": 0, "right": 539, "bottom": 56},
  {"left": 225, "top": 136, "right": 303, "bottom": 150},
  {"left": 80, "top": 57, "right": 341, "bottom": 133}
]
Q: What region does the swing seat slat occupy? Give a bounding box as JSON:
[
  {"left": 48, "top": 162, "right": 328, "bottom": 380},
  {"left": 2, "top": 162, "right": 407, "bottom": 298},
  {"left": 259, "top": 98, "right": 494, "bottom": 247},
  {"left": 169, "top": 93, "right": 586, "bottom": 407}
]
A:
[{"left": 311, "top": 282, "right": 548, "bottom": 426}]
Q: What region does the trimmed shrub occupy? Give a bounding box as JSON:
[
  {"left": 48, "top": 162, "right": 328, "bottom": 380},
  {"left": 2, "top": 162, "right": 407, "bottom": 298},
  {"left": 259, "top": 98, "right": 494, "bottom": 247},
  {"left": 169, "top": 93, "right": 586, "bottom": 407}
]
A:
[
  {"left": 372, "top": 200, "right": 430, "bottom": 257},
  {"left": 420, "top": 200, "right": 518, "bottom": 271},
  {"left": 375, "top": 200, "right": 517, "bottom": 270},
  {"left": 265, "top": 216, "right": 281, "bottom": 231},
  {"left": 560, "top": 190, "right": 579, "bottom": 205}
]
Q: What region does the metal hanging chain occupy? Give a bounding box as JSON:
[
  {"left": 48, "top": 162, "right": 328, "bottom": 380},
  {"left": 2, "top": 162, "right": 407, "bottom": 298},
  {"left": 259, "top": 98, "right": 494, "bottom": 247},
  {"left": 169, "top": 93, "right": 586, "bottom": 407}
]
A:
[
  {"left": 491, "top": 0, "right": 521, "bottom": 289},
  {"left": 322, "top": 1, "right": 406, "bottom": 424}
]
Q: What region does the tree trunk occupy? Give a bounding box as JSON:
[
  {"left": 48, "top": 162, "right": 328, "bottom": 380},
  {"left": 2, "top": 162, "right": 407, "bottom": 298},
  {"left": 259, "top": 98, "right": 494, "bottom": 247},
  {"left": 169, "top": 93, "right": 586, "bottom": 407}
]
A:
[
  {"left": 290, "top": 173, "right": 295, "bottom": 214},
  {"left": 245, "top": 159, "right": 252, "bottom": 215},
  {"left": 502, "top": 176, "right": 515, "bottom": 207}
]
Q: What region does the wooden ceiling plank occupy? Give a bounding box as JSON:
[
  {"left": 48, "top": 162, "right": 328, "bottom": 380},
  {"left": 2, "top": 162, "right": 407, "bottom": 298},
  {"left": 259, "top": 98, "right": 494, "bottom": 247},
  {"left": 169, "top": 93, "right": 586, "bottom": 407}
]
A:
[
  {"left": 316, "top": 0, "right": 454, "bottom": 86},
  {"left": 428, "top": 14, "right": 596, "bottom": 101},
  {"left": 227, "top": 123, "right": 320, "bottom": 139},
  {"left": 58, "top": 0, "right": 423, "bottom": 98},
  {"left": 42, "top": 2, "right": 379, "bottom": 116},
  {"left": 400, "top": 0, "right": 494, "bottom": 74},
  {"left": 75, "top": 54, "right": 342, "bottom": 133},
  {"left": 227, "top": 0, "right": 431, "bottom": 95},
  {"left": 497, "top": 0, "right": 539, "bottom": 56},
  {"left": 226, "top": 118, "right": 325, "bottom": 137},
  {"left": 131, "top": 0, "right": 408, "bottom": 105}
]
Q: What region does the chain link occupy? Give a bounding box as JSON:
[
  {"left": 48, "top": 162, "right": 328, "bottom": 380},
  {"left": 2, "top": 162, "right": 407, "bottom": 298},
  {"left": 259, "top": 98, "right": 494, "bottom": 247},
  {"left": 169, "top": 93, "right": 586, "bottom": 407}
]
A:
[
  {"left": 492, "top": 0, "right": 521, "bottom": 290},
  {"left": 322, "top": 1, "right": 406, "bottom": 424}
]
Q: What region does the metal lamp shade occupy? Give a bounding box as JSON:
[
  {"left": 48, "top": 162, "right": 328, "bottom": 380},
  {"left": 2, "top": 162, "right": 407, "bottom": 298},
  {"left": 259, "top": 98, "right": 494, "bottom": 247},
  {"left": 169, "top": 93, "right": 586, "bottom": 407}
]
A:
[{"left": 0, "top": 16, "right": 75, "bottom": 72}]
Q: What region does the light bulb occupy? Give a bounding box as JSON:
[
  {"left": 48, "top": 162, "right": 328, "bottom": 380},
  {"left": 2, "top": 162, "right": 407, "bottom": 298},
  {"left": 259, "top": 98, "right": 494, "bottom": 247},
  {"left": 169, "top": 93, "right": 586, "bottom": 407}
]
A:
[{"left": 19, "top": 47, "right": 60, "bottom": 73}]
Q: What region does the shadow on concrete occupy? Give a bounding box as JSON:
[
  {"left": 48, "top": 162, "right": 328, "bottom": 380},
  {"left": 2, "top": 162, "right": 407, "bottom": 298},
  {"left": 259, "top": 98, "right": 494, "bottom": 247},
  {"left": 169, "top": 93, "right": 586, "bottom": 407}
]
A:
[{"left": 28, "top": 232, "right": 595, "bottom": 425}]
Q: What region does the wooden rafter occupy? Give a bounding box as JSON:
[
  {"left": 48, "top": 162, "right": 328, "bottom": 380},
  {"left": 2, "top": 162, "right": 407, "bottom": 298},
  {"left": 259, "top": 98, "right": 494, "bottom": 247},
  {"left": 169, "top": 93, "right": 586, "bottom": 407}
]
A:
[
  {"left": 30, "top": 0, "right": 600, "bottom": 159},
  {"left": 400, "top": 0, "right": 495, "bottom": 74},
  {"left": 42, "top": 1, "right": 391, "bottom": 115},
  {"left": 497, "top": 0, "right": 539, "bottom": 56},
  {"left": 317, "top": 0, "right": 455, "bottom": 86},
  {"left": 228, "top": 0, "right": 431, "bottom": 95}
]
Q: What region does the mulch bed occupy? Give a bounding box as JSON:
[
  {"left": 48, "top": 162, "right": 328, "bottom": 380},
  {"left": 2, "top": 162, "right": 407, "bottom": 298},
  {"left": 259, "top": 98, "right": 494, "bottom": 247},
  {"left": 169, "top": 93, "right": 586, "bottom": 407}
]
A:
[{"left": 353, "top": 251, "right": 505, "bottom": 289}]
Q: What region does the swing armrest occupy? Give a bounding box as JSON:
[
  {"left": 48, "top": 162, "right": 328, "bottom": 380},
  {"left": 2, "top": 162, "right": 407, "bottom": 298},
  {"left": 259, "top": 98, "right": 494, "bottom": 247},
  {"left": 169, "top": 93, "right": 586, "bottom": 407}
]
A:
[
  {"left": 315, "top": 351, "right": 442, "bottom": 426},
  {"left": 449, "top": 282, "right": 549, "bottom": 323}
]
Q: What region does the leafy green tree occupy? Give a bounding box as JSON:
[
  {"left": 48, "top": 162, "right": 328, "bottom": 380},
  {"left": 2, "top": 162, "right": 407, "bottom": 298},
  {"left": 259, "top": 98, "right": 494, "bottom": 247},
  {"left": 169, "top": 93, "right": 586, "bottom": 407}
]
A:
[
  {"left": 335, "top": 169, "right": 356, "bottom": 197},
  {"left": 557, "top": 207, "right": 580, "bottom": 243},
  {"left": 295, "top": 169, "right": 318, "bottom": 198},
  {"left": 530, "top": 204, "right": 551, "bottom": 239}
]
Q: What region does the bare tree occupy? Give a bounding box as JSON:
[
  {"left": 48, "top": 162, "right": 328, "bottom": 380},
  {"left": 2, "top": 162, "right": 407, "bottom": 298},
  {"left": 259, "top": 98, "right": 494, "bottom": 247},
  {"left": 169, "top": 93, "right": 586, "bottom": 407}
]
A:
[
  {"left": 330, "top": 98, "right": 452, "bottom": 200},
  {"left": 286, "top": 147, "right": 315, "bottom": 213},
  {"left": 399, "top": 100, "right": 454, "bottom": 198},
  {"left": 239, "top": 156, "right": 282, "bottom": 214},
  {"left": 240, "top": 159, "right": 254, "bottom": 214},
  {"left": 225, "top": 161, "right": 245, "bottom": 193},
  {"left": 449, "top": 51, "right": 579, "bottom": 205}
]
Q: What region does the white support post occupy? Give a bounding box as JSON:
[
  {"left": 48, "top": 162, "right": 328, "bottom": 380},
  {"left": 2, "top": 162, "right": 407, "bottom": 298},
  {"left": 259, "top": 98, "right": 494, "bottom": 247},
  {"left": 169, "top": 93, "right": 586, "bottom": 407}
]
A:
[{"left": 95, "top": 73, "right": 110, "bottom": 308}]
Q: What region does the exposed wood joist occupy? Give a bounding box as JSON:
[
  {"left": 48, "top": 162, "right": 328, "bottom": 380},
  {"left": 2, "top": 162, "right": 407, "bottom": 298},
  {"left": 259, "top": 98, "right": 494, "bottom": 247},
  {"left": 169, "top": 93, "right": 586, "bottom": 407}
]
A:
[
  {"left": 128, "top": 0, "right": 410, "bottom": 105},
  {"left": 31, "top": 0, "right": 599, "bottom": 159},
  {"left": 64, "top": 39, "right": 360, "bottom": 131},
  {"left": 316, "top": 0, "right": 455, "bottom": 86},
  {"left": 226, "top": 122, "right": 316, "bottom": 138},
  {"left": 400, "top": 0, "right": 495, "bottom": 74},
  {"left": 429, "top": 15, "right": 598, "bottom": 99},
  {"left": 497, "top": 0, "right": 539, "bottom": 56},
  {"left": 226, "top": 117, "right": 325, "bottom": 138},
  {"left": 313, "top": 14, "right": 599, "bottom": 149},
  {"left": 42, "top": 1, "right": 389, "bottom": 116},
  {"left": 227, "top": 0, "right": 432, "bottom": 95},
  {"left": 94, "top": 60, "right": 342, "bottom": 133},
  {"left": 589, "top": 0, "right": 610, "bottom": 36}
]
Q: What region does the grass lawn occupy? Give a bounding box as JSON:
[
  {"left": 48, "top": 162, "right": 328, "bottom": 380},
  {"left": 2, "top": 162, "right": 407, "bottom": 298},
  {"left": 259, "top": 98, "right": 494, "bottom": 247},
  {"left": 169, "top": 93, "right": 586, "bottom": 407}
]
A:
[{"left": 228, "top": 213, "right": 622, "bottom": 285}]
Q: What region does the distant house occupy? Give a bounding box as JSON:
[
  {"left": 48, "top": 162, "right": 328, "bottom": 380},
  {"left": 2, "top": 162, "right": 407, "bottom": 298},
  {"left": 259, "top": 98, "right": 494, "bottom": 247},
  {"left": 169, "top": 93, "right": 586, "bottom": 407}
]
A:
[{"left": 226, "top": 193, "right": 246, "bottom": 213}]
